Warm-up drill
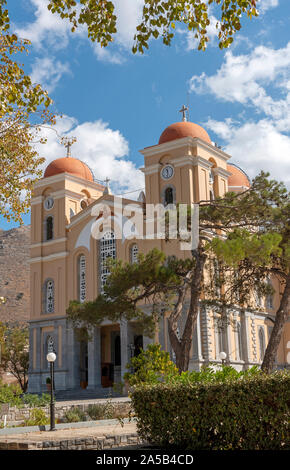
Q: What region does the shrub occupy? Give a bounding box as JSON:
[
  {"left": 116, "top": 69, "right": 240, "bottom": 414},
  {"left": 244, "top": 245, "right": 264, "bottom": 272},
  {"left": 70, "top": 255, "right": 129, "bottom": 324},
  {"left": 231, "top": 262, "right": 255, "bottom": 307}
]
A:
[
  {"left": 131, "top": 370, "right": 290, "bottom": 450},
  {"left": 87, "top": 402, "right": 115, "bottom": 420},
  {"left": 0, "top": 381, "right": 50, "bottom": 408},
  {"left": 63, "top": 407, "right": 87, "bottom": 423},
  {"left": 23, "top": 408, "right": 49, "bottom": 427},
  {"left": 0, "top": 381, "right": 23, "bottom": 407},
  {"left": 168, "top": 364, "right": 262, "bottom": 385},
  {"left": 124, "top": 344, "right": 178, "bottom": 386},
  {"left": 21, "top": 393, "right": 50, "bottom": 407}
]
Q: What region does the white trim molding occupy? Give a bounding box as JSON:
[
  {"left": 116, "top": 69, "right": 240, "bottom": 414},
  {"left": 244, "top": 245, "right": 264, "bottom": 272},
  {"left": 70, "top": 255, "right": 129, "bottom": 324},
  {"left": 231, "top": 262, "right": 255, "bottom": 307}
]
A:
[
  {"left": 29, "top": 251, "right": 69, "bottom": 264},
  {"left": 30, "top": 237, "right": 67, "bottom": 249}
]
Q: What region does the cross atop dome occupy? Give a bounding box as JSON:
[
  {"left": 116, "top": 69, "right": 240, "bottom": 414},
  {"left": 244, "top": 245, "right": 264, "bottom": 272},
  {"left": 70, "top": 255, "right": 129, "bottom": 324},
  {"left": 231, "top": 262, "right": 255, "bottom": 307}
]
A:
[
  {"left": 61, "top": 136, "right": 77, "bottom": 158},
  {"left": 179, "top": 104, "right": 188, "bottom": 122}
]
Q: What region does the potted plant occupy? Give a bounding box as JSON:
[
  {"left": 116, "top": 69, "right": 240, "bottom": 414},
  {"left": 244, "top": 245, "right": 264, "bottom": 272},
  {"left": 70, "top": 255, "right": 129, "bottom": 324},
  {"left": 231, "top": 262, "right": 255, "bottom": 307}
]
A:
[{"left": 46, "top": 377, "right": 51, "bottom": 391}]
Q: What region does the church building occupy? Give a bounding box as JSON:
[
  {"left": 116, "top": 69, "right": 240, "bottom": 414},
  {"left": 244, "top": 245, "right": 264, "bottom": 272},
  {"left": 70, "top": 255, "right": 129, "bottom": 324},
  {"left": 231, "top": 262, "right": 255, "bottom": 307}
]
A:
[{"left": 27, "top": 114, "right": 289, "bottom": 395}]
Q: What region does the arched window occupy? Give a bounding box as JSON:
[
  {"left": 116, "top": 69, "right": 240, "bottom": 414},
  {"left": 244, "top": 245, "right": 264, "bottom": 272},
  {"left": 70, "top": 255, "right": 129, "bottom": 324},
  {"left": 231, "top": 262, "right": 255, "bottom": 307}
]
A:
[
  {"left": 130, "top": 244, "right": 138, "bottom": 264},
  {"left": 78, "top": 254, "right": 86, "bottom": 303},
  {"left": 47, "top": 336, "right": 54, "bottom": 354},
  {"left": 236, "top": 321, "right": 244, "bottom": 360},
  {"left": 259, "top": 327, "right": 265, "bottom": 361},
  {"left": 161, "top": 185, "right": 176, "bottom": 206},
  {"left": 218, "top": 328, "right": 226, "bottom": 355},
  {"left": 46, "top": 216, "right": 54, "bottom": 241},
  {"left": 44, "top": 279, "right": 54, "bottom": 313},
  {"left": 99, "top": 231, "right": 116, "bottom": 293},
  {"left": 164, "top": 187, "right": 173, "bottom": 206}
]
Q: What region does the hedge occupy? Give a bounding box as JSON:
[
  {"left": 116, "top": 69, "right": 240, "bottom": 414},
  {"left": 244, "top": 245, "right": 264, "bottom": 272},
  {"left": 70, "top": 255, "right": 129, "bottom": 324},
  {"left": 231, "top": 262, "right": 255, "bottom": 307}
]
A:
[{"left": 131, "top": 371, "right": 290, "bottom": 450}]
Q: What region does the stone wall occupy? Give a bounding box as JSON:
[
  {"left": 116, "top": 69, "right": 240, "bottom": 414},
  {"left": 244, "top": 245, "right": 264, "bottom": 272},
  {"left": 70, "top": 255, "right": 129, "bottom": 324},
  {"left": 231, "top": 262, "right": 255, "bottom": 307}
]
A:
[
  {"left": 0, "top": 432, "right": 142, "bottom": 450},
  {"left": 0, "top": 225, "right": 30, "bottom": 324},
  {"left": 1, "top": 398, "right": 132, "bottom": 427}
]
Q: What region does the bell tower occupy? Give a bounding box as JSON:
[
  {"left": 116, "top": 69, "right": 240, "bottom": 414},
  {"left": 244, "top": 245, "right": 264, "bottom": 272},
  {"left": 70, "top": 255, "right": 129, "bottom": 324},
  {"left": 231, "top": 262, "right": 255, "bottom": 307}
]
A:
[
  {"left": 28, "top": 148, "right": 105, "bottom": 393},
  {"left": 139, "top": 109, "right": 232, "bottom": 207}
]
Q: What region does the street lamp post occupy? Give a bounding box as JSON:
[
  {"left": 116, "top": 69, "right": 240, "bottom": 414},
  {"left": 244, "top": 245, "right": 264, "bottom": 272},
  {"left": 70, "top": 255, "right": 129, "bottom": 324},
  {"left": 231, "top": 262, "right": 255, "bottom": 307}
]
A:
[
  {"left": 46, "top": 352, "right": 56, "bottom": 431},
  {"left": 219, "top": 351, "right": 227, "bottom": 366}
]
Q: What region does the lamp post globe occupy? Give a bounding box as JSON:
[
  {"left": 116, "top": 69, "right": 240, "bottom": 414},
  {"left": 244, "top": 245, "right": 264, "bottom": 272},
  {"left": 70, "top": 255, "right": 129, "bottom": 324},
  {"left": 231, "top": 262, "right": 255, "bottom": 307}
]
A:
[
  {"left": 219, "top": 351, "right": 227, "bottom": 365},
  {"left": 47, "top": 352, "right": 56, "bottom": 363}
]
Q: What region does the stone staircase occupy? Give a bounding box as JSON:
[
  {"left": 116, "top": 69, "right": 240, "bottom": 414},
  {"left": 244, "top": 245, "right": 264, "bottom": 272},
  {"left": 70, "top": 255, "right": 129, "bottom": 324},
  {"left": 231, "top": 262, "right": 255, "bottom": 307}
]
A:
[{"left": 54, "top": 387, "right": 123, "bottom": 402}]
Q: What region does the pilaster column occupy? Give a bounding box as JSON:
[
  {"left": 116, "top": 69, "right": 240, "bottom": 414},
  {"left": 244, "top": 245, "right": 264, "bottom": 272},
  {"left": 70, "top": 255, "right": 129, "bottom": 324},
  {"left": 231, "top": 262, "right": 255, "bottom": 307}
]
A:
[
  {"left": 66, "top": 326, "right": 80, "bottom": 389},
  {"left": 120, "top": 320, "right": 128, "bottom": 381},
  {"left": 35, "top": 326, "right": 41, "bottom": 371},
  {"left": 242, "top": 312, "right": 251, "bottom": 366},
  {"left": 28, "top": 326, "right": 34, "bottom": 374},
  {"left": 226, "top": 316, "right": 232, "bottom": 363},
  {"left": 87, "top": 327, "right": 101, "bottom": 389}
]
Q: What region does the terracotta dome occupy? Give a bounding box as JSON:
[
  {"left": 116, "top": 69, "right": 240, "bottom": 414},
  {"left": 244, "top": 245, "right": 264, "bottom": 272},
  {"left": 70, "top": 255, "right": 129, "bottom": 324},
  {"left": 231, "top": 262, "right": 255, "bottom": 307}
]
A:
[
  {"left": 159, "top": 121, "right": 211, "bottom": 145},
  {"left": 227, "top": 163, "right": 250, "bottom": 188},
  {"left": 44, "top": 157, "right": 94, "bottom": 181}
]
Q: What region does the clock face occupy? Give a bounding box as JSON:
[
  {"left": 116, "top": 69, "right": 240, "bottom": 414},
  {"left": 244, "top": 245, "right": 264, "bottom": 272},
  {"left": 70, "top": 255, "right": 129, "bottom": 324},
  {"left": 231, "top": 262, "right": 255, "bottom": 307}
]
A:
[
  {"left": 161, "top": 165, "right": 174, "bottom": 180},
  {"left": 44, "top": 197, "right": 54, "bottom": 210}
]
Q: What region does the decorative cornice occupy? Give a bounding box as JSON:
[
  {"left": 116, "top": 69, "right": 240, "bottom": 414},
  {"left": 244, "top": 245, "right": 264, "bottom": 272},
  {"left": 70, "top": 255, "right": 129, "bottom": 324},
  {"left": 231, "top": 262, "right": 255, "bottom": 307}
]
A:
[
  {"left": 31, "top": 196, "right": 44, "bottom": 206},
  {"left": 29, "top": 251, "right": 69, "bottom": 264},
  {"left": 212, "top": 167, "right": 232, "bottom": 178},
  {"left": 52, "top": 189, "right": 84, "bottom": 200},
  {"left": 34, "top": 172, "right": 105, "bottom": 191},
  {"left": 172, "top": 155, "right": 213, "bottom": 170},
  {"left": 140, "top": 163, "right": 161, "bottom": 175},
  {"left": 139, "top": 136, "right": 231, "bottom": 162},
  {"left": 141, "top": 155, "right": 214, "bottom": 176},
  {"left": 30, "top": 237, "right": 67, "bottom": 249}
]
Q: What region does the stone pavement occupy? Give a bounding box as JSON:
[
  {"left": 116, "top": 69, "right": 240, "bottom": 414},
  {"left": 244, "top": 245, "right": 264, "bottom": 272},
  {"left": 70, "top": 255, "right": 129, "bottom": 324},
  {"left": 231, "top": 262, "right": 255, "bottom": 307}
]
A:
[{"left": 0, "top": 420, "right": 143, "bottom": 450}]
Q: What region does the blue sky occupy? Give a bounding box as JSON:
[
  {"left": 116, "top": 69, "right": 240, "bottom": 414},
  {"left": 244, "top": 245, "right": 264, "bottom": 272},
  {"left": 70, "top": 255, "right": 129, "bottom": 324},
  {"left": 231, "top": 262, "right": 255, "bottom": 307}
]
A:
[{"left": 1, "top": 0, "right": 289, "bottom": 230}]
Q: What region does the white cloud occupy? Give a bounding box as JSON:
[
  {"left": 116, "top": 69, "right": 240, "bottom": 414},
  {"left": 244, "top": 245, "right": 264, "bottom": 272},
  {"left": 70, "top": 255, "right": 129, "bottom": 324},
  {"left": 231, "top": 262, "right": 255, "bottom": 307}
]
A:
[
  {"left": 189, "top": 40, "right": 290, "bottom": 188},
  {"left": 258, "top": 0, "right": 279, "bottom": 13},
  {"left": 30, "top": 57, "right": 71, "bottom": 93},
  {"left": 14, "top": 0, "right": 78, "bottom": 50},
  {"left": 15, "top": 0, "right": 144, "bottom": 64},
  {"left": 36, "top": 116, "right": 144, "bottom": 194},
  {"left": 93, "top": 44, "right": 125, "bottom": 65},
  {"left": 190, "top": 42, "right": 290, "bottom": 127},
  {"left": 114, "top": 0, "right": 144, "bottom": 49},
  {"left": 206, "top": 118, "right": 290, "bottom": 188}
]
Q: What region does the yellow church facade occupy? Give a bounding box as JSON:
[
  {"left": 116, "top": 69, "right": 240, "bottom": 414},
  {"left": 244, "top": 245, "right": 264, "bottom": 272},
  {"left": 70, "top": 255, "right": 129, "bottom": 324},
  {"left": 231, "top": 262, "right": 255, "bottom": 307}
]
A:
[{"left": 27, "top": 118, "right": 290, "bottom": 395}]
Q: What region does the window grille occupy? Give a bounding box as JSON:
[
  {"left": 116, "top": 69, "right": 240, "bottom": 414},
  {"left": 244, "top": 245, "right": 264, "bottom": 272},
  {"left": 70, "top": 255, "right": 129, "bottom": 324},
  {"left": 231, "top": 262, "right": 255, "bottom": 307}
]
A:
[
  {"left": 130, "top": 244, "right": 138, "bottom": 264},
  {"left": 46, "top": 280, "right": 54, "bottom": 313},
  {"left": 99, "top": 231, "right": 116, "bottom": 292},
  {"left": 79, "top": 255, "right": 86, "bottom": 303}
]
